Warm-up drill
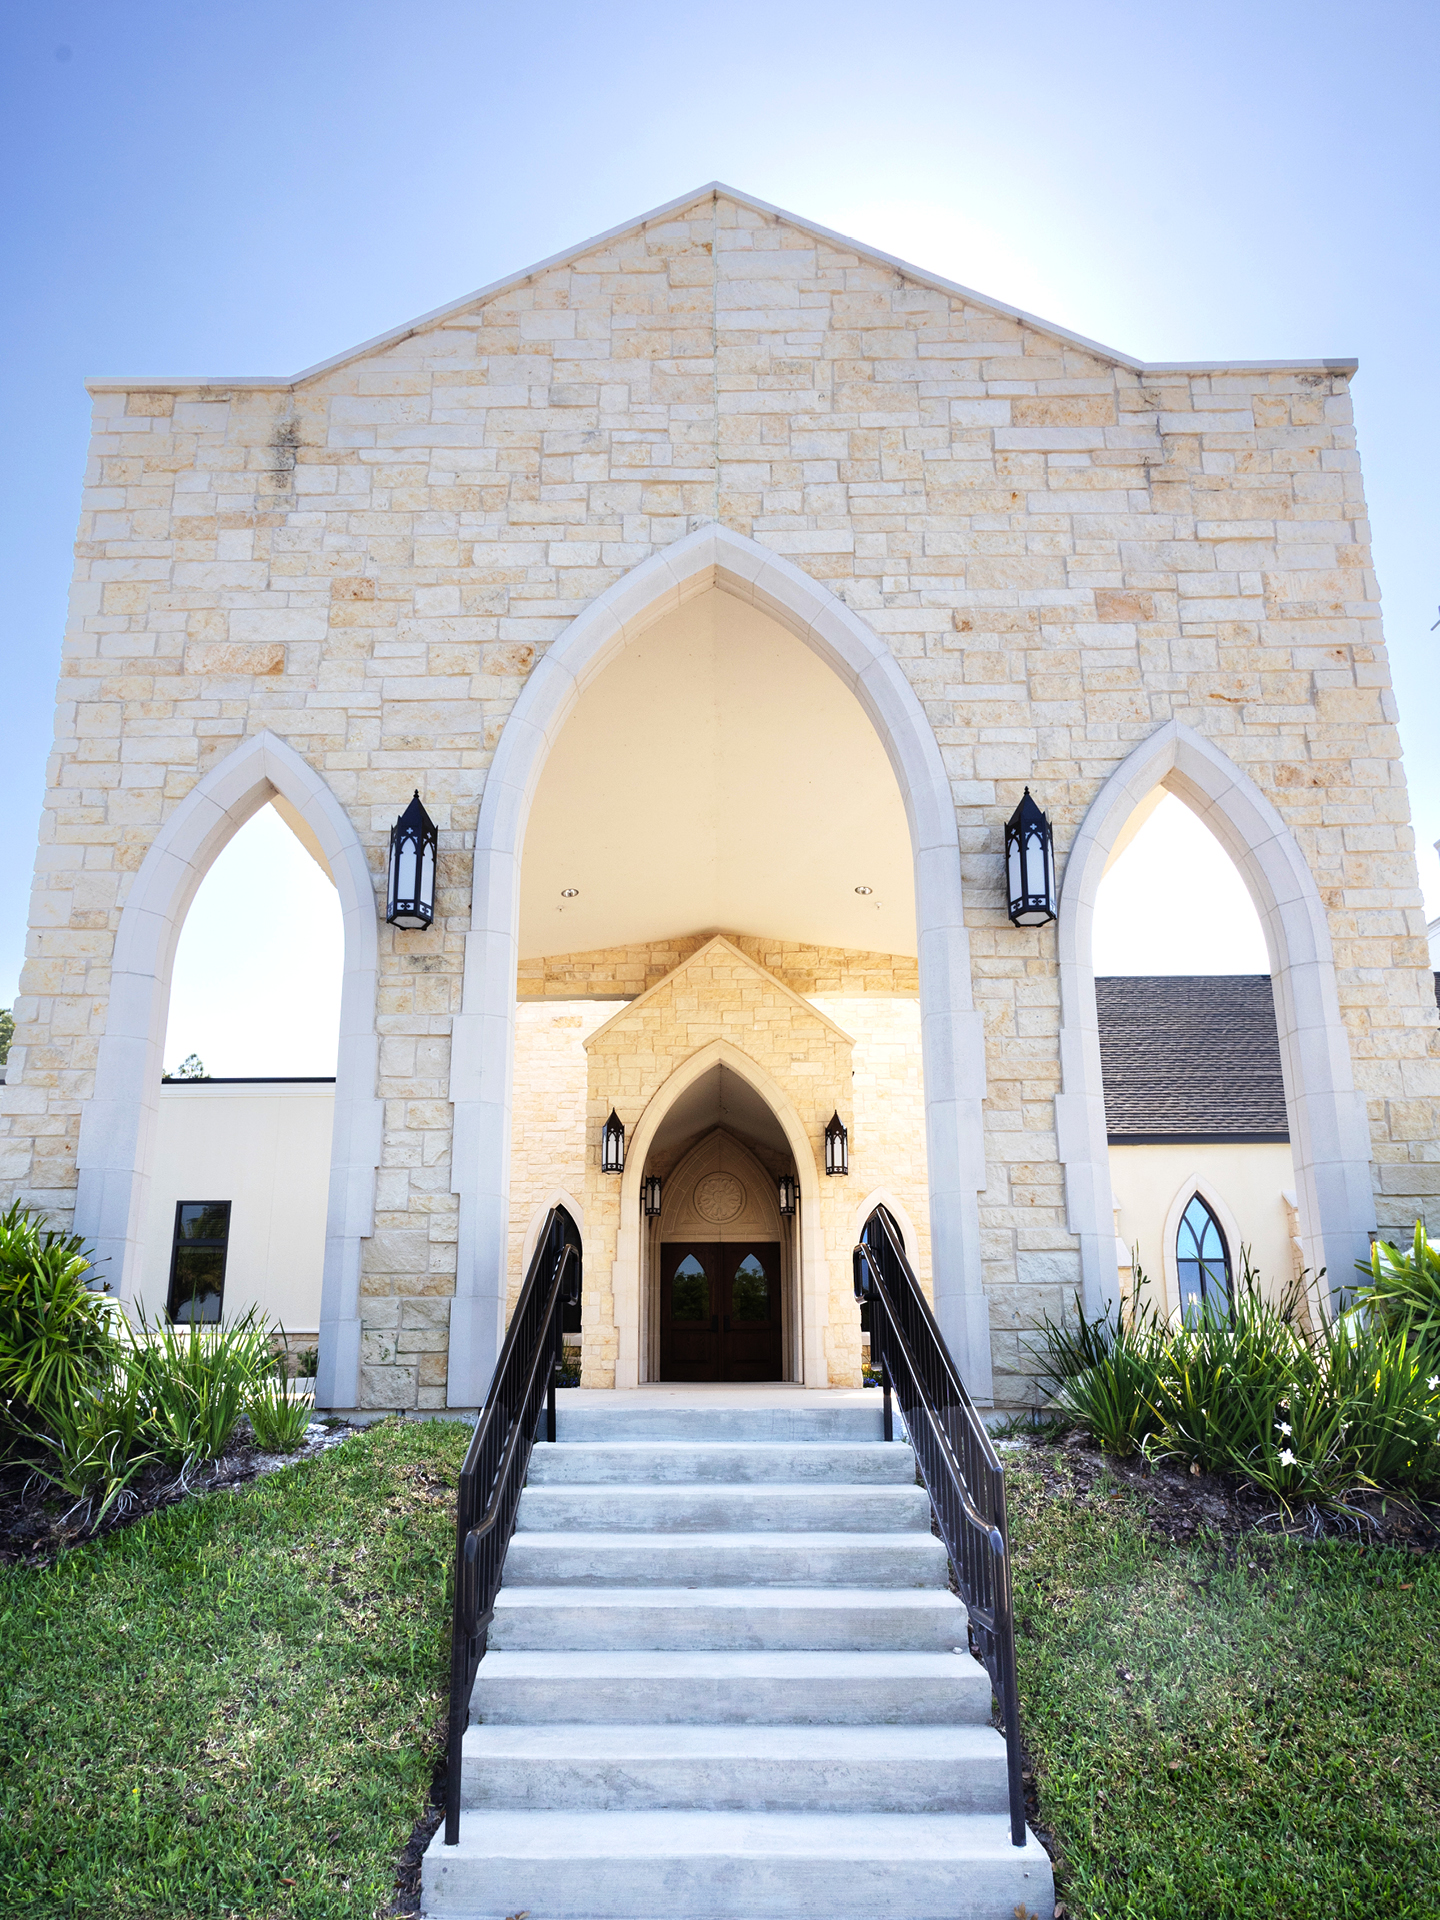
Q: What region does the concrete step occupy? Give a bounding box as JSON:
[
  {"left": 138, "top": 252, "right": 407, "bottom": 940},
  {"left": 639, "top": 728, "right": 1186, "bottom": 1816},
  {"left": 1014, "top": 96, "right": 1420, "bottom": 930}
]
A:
[
  {"left": 424, "top": 1809, "right": 1054, "bottom": 1918},
  {"left": 490, "top": 1585, "right": 969, "bottom": 1652},
  {"left": 529, "top": 1440, "right": 916, "bottom": 1484},
  {"left": 501, "top": 1529, "right": 950, "bottom": 1589},
  {"left": 470, "top": 1649, "right": 994, "bottom": 1725},
  {"left": 459, "top": 1721, "right": 1011, "bottom": 1812},
  {"left": 516, "top": 1482, "right": 931, "bottom": 1534},
  {"left": 555, "top": 1398, "right": 884, "bottom": 1444}
]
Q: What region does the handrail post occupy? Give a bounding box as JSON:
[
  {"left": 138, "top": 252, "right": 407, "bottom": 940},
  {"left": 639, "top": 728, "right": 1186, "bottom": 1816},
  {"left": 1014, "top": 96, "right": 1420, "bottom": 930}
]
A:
[
  {"left": 881, "top": 1354, "right": 893, "bottom": 1442},
  {"left": 545, "top": 1306, "right": 558, "bottom": 1444}
]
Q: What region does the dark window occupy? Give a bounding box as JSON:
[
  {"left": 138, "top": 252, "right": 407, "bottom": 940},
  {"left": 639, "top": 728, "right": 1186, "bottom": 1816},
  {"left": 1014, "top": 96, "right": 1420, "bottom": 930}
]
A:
[
  {"left": 1176, "top": 1194, "right": 1230, "bottom": 1318},
  {"left": 167, "top": 1201, "right": 231, "bottom": 1323}
]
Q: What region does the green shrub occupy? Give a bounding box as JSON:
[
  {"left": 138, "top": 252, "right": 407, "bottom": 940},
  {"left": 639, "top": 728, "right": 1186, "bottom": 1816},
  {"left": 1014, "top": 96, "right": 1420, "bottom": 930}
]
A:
[
  {"left": 245, "top": 1370, "right": 316, "bottom": 1452},
  {"left": 1320, "top": 1314, "right": 1440, "bottom": 1492},
  {"left": 22, "top": 1355, "right": 156, "bottom": 1526},
  {"left": 1147, "top": 1266, "right": 1308, "bottom": 1479},
  {"left": 0, "top": 1202, "right": 113, "bottom": 1460},
  {"left": 1054, "top": 1324, "right": 1167, "bottom": 1458},
  {"left": 1354, "top": 1219, "right": 1440, "bottom": 1359},
  {"left": 1029, "top": 1234, "right": 1440, "bottom": 1507},
  {"left": 128, "top": 1307, "right": 273, "bottom": 1472}
]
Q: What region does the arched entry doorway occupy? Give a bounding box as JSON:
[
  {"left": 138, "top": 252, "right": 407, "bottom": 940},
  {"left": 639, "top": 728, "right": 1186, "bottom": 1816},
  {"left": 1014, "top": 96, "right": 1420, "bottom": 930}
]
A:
[
  {"left": 652, "top": 1133, "right": 789, "bottom": 1382},
  {"left": 638, "top": 1059, "right": 799, "bottom": 1382},
  {"left": 448, "top": 524, "right": 991, "bottom": 1406}
]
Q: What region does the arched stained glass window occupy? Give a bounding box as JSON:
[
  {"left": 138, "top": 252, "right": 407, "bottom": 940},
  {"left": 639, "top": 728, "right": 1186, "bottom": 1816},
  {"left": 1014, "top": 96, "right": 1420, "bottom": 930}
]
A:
[{"left": 1177, "top": 1194, "right": 1231, "bottom": 1317}]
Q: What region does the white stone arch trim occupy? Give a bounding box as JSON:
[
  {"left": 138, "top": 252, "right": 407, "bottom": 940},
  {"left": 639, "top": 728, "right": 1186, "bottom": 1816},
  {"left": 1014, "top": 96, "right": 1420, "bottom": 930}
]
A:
[
  {"left": 448, "top": 522, "right": 990, "bottom": 1403},
  {"left": 850, "top": 1188, "right": 922, "bottom": 1267},
  {"left": 1158, "top": 1173, "right": 1246, "bottom": 1323},
  {"left": 518, "top": 1187, "right": 586, "bottom": 1279},
  {"left": 73, "top": 730, "right": 382, "bottom": 1408},
  {"left": 615, "top": 1038, "right": 828, "bottom": 1388},
  {"left": 1055, "top": 719, "right": 1373, "bottom": 1320}
]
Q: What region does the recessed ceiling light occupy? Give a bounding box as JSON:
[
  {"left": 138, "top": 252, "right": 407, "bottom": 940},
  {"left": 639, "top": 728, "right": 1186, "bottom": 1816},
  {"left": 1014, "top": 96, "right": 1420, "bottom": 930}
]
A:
[
  {"left": 560, "top": 887, "right": 579, "bottom": 898},
  {"left": 854, "top": 885, "right": 873, "bottom": 896}
]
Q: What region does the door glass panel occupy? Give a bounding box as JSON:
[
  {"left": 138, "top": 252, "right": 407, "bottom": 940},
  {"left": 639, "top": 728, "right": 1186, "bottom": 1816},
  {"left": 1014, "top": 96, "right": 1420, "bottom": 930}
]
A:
[
  {"left": 730, "top": 1254, "right": 770, "bottom": 1322},
  {"left": 671, "top": 1255, "right": 710, "bottom": 1321}
]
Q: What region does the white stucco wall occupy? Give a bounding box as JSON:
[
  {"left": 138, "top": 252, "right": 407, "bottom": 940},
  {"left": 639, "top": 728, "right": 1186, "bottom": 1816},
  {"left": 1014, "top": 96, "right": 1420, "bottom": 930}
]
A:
[
  {"left": 138, "top": 1080, "right": 335, "bottom": 1334},
  {"left": 1108, "top": 1139, "right": 1299, "bottom": 1320}
]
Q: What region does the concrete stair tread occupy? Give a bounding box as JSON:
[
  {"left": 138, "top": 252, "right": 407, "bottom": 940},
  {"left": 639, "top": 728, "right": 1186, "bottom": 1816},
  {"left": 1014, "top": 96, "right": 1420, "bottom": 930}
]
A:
[
  {"left": 425, "top": 1810, "right": 1054, "bottom": 1918},
  {"left": 462, "top": 1722, "right": 1005, "bottom": 1758},
  {"left": 508, "top": 1529, "right": 944, "bottom": 1547},
  {"left": 517, "top": 1484, "right": 930, "bottom": 1531},
  {"left": 494, "top": 1584, "right": 965, "bottom": 1611},
  {"left": 553, "top": 1399, "right": 886, "bottom": 1443},
  {"left": 528, "top": 1442, "right": 916, "bottom": 1483},
  {"left": 476, "top": 1649, "right": 985, "bottom": 1679},
  {"left": 503, "top": 1530, "right": 950, "bottom": 1589},
  {"left": 435, "top": 1807, "right": 1045, "bottom": 1856}
]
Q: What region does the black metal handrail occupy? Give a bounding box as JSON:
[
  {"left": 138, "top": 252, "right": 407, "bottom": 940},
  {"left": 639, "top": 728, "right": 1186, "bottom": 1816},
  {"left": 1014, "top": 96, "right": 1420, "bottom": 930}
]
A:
[
  {"left": 853, "top": 1206, "right": 1026, "bottom": 1847},
  {"left": 444, "top": 1204, "right": 580, "bottom": 1846}
]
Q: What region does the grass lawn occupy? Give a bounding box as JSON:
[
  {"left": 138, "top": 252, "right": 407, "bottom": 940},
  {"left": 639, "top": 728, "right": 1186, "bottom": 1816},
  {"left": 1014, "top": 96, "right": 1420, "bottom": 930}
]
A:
[
  {"left": 0, "top": 1416, "right": 470, "bottom": 1919},
  {"left": 1008, "top": 1452, "right": 1440, "bottom": 1920}
]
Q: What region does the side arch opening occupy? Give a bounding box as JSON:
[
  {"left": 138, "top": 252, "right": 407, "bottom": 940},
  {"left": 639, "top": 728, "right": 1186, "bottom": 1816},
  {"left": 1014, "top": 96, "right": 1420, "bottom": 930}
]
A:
[
  {"left": 72, "top": 730, "right": 382, "bottom": 1407},
  {"left": 1056, "top": 719, "right": 1373, "bottom": 1323}
]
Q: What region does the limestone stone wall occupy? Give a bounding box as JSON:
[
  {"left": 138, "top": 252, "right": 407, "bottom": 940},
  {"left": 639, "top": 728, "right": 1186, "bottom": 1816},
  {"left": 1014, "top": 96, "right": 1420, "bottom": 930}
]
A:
[
  {"left": 505, "top": 998, "right": 613, "bottom": 1313},
  {"left": 4, "top": 185, "right": 1433, "bottom": 1411},
  {"left": 519, "top": 938, "right": 919, "bottom": 1000}
]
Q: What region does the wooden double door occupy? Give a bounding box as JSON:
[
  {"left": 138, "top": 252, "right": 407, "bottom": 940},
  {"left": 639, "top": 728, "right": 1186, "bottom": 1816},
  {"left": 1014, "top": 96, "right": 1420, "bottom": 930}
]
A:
[{"left": 659, "top": 1239, "right": 783, "bottom": 1381}]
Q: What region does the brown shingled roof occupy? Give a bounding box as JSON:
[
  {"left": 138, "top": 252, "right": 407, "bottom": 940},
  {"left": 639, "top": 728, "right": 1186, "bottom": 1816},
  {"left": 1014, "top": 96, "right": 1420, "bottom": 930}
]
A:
[{"left": 1096, "top": 975, "right": 1289, "bottom": 1142}]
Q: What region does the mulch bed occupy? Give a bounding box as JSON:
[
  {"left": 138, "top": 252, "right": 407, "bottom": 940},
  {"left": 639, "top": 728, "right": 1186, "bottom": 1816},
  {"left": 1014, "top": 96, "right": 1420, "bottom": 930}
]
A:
[
  {"left": 1009, "top": 1427, "right": 1440, "bottom": 1554},
  {"left": 0, "top": 1419, "right": 357, "bottom": 1568}
]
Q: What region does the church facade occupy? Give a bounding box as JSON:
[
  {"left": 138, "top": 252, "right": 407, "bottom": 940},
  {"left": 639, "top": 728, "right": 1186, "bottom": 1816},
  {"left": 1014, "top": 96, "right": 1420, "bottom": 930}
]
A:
[{"left": 3, "top": 183, "right": 1434, "bottom": 1412}]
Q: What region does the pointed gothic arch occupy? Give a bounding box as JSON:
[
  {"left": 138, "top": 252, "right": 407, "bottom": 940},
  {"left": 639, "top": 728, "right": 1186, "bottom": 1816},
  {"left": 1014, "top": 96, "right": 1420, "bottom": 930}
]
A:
[
  {"left": 1055, "top": 719, "right": 1374, "bottom": 1319},
  {"left": 447, "top": 522, "right": 990, "bottom": 1403},
  {"left": 617, "top": 1038, "right": 822, "bottom": 1387},
  {"left": 73, "top": 730, "right": 382, "bottom": 1406}
]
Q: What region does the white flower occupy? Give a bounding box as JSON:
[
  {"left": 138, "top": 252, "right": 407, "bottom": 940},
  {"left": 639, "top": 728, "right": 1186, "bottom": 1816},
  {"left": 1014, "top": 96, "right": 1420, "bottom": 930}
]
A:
[
  {"left": 1277, "top": 1421, "right": 1292, "bottom": 1436},
  {"left": 1278, "top": 1448, "right": 1297, "bottom": 1467},
  {"left": 1429, "top": 1377, "right": 1439, "bottom": 1392}
]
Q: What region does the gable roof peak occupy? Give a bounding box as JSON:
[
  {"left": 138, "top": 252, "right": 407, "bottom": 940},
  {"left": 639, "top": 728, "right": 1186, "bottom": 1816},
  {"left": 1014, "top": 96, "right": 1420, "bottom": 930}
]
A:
[
  {"left": 582, "top": 932, "right": 854, "bottom": 1052},
  {"left": 87, "top": 180, "right": 1357, "bottom": 395}
]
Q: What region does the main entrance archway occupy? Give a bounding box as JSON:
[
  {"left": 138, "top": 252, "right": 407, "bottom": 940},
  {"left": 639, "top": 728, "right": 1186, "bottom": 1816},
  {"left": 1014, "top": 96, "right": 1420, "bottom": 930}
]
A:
[{"left": 448, "top": 523, "right": 991, "bottom": 1404}]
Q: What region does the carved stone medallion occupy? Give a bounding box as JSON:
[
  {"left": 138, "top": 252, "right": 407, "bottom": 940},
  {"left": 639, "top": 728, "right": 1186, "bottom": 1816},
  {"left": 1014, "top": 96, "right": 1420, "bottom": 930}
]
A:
[{"left": 693, "top": 1171, "right": 746, "bottom": 1225}]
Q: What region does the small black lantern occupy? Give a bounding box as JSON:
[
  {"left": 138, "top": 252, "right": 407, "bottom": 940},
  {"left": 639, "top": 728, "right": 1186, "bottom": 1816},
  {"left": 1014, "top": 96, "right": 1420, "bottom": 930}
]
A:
[
  {"left": 601, "top": 1109, "right": 625, "bottom": 1175},
  {"left": 824, "top": 1112, "right": 849, "bottom": 1177},
  {"left": 386, "top": 791, "right": 438, "bottom": 930},
  {"left": 1004, "top": 787, "right": 1057, "bottom": 927},
  {"left": 642, "top": 1174, "right": 662, "bottom": 1217},
  {"left": 777, "top": 1173, "right": 797, "bottom": 1217}
]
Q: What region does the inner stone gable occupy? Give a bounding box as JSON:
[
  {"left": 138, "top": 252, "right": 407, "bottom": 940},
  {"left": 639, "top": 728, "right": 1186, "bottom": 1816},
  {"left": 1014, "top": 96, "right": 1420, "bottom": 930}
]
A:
[
  {"left": 4, "top": 186, "right": 1435, "bottom": 1415},
  {"left": 580, "top": 937, "right": 862, "bottom": 1390}
]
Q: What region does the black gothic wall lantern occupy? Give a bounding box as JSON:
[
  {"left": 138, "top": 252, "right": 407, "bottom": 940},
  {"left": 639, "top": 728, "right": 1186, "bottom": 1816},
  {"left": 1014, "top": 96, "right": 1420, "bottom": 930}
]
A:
[
  {"left": 642, "top": 1174, "right": 662, "bottom": 1217},
  {"left": 601, "top": 1109, "right": 625, "bottom": 1174},
  {"left": 777, "top": 1173, "right": 798, "bottom": 1217},
  {"left": 824, "top": 1112, "right": 849, "bottom": 1177},
  {"left": 386, "top": 791, "right": 438, "bottom": 930},
  {"left": 1004, "top": 787, "right": 1057, "bottom": 927}
]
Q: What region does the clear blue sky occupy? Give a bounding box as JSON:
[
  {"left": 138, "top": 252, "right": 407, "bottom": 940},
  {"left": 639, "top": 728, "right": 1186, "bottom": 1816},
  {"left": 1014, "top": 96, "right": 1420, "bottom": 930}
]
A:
[{"left": 3, "top": 0, "right": 1437, "bottom": 1017}]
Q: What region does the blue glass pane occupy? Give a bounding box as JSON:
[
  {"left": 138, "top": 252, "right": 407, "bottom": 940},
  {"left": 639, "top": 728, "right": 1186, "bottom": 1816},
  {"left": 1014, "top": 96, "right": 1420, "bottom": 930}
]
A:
[{"left": 1177, "top": 1196, "right": 1230, "bottom": 1314}]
